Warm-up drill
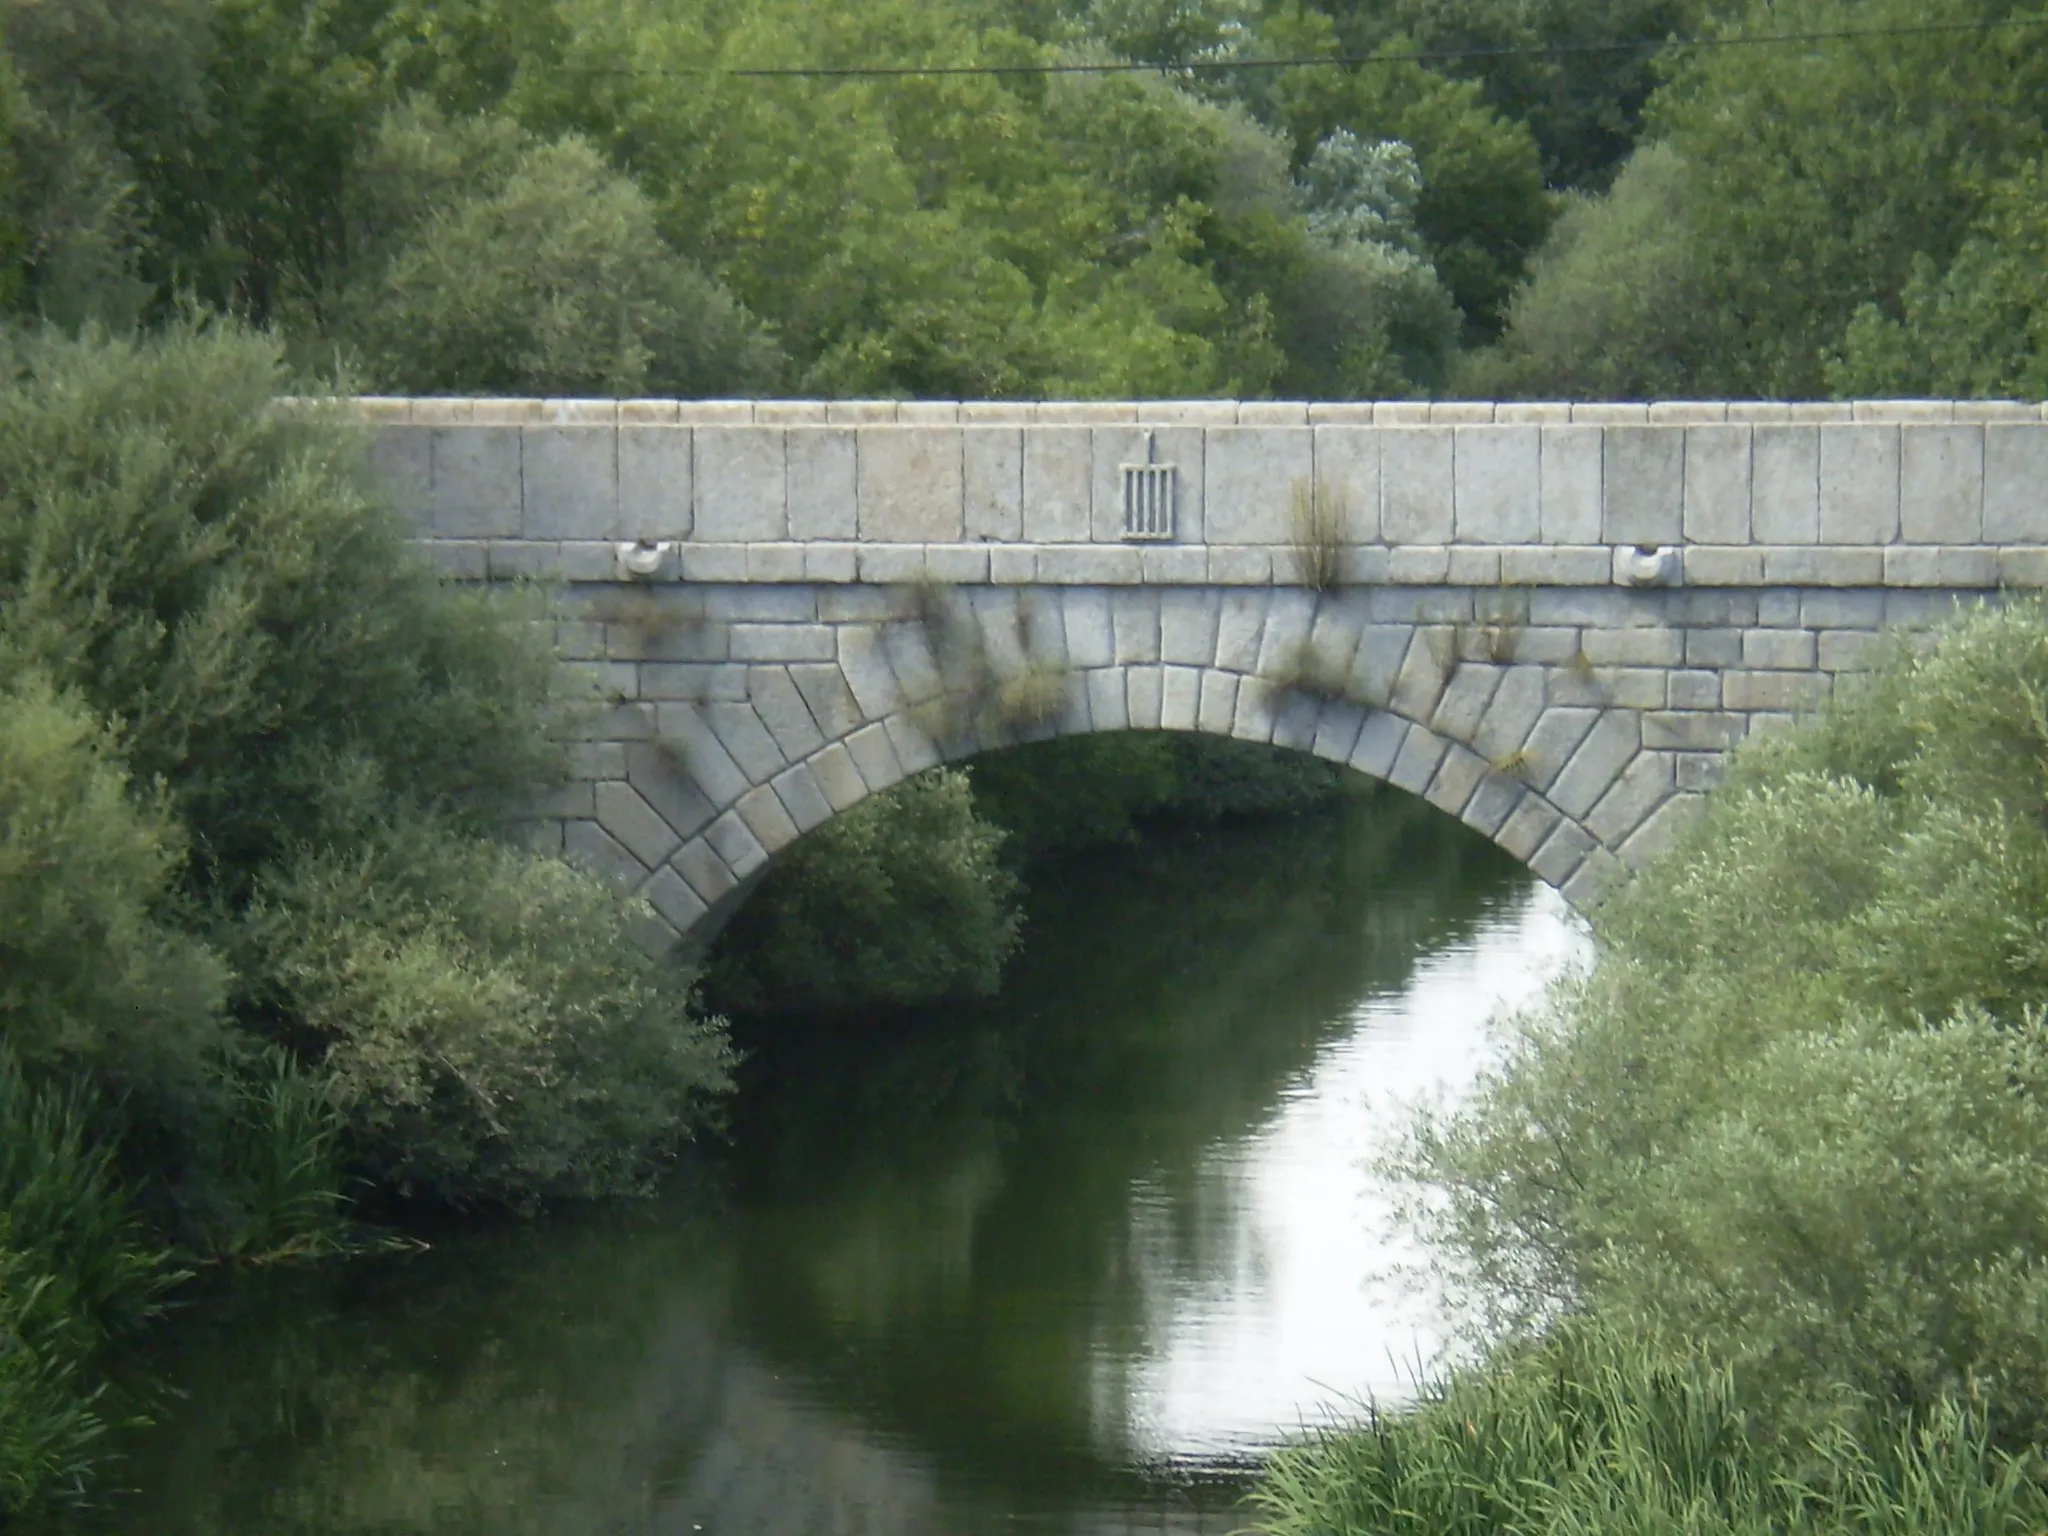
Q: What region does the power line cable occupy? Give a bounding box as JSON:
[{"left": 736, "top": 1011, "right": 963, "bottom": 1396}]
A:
[{"left": 573, "top": 13, "right": 2048, "bottom": 78}]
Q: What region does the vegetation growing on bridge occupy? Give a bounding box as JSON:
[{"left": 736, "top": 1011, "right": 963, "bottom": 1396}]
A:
[{"left": 1254, "top": 602, "right": 2048, "bottom": 1530}]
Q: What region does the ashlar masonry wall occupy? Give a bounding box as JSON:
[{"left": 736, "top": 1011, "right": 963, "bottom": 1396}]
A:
[{"left": 335, "top": 397, "right": 2048, "bottom": 947}]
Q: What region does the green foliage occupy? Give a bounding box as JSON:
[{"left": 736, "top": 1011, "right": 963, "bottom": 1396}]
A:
[
  {"left": 316, "top": 105, "right": 779, "bottom": 396},
  {"left": 1252, "top": 1323, "right": 2048, "bottom": 1536},
  {"left": 0, "top": 1050, "right": 179, "bottom": 1516},
  {"left": 703, "top": 769, "right": 1021, "bottom": 1021},
  {"left": 0, "top": 676, "right": 226, "bottom": 1094},
  {"left": 1458, "top": 144, "right": 1733, "bottom": 399},
  {"left": 0, "top": 322, "right": 733, "bottom": 1217},
  {"left": 1407, "top": 601, "right": 2048, "bottom": 1445},
  {"left": 240, "top": 819, "right": 734, "bottom": 1207},
  {"left": 1829, "top": 160, "right": 2048, "bottom": 399}
]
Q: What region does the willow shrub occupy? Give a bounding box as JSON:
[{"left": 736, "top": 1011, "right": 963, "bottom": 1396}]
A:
[
  {"left": 0, "top": 321, "right": 731, "bottom": 1212},
  {"left": 1407, "top": 599, "right": 2048, "bottom": 1444}
]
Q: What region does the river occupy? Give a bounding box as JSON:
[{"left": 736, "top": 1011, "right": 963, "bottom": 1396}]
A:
[{"left": 90, "top": 791, "right": 1585, "bottom": 1536}]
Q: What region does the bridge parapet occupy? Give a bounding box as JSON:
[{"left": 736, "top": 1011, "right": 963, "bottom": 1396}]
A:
[{"left": 328, "top": 398, "right": 2048, "bottom": 593}]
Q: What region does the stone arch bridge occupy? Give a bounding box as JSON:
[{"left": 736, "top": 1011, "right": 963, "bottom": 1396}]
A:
[{"left": 351, "top": 396, "right": 2048, "bottom": 948}]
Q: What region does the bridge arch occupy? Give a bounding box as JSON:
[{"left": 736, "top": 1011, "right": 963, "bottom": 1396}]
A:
[{"left": 567, "top": 583, "right": 1671, "bottom": 950}]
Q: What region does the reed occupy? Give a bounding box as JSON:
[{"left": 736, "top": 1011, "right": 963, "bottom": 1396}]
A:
[{"left": 1288, "top": 480, "right": 1349, "bottom": 593}]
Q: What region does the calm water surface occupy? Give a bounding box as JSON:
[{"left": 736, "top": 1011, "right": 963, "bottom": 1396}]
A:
[{"left": 97, "top": 796, "right": 1585, "bottom": 1536}]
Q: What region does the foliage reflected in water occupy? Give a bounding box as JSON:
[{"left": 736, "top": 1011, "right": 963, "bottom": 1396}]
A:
[{"left": 87, "top": 797, "right": 1527, "bottom": 1536}]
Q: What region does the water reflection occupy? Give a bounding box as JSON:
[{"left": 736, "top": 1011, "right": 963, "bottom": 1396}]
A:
[{"left": 92, "top": 794, "right": 1584, "bottom": 1536}]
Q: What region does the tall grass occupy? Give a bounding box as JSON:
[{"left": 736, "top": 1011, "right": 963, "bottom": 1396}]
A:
[
  {"left": 0, "top": 1050, "right": 179, "bottom": 1515},
  {"left": 1251, "top": 1326, "right": 2048, "bottom": 1536}
]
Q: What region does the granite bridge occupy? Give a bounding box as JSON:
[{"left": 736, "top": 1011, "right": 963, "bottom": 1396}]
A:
[{"left": 348, "top": 396, "right": 2048, "bottom": 948}]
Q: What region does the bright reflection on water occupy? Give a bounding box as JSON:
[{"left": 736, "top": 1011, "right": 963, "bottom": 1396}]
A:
[
  {"left": 1117, "top": 883, "right": 1586, "bottom": 1462},
  {"left": 89, "top": 793, "right": 1587, "bottom": 1536}
]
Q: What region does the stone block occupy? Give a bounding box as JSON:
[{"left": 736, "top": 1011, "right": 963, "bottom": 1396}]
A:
[
  {"left": 695, "top": 428, "right": 787, "bottom": 541},
  {"left": 431, "top": 426, "right": 522, "bottom": 538},
  {"left": 488, "top": 540, "right": 560, "bottom": 580},
  {"left": 1214, "top": 591, "right": 1268, "bottom": 673},
  {"left": 1900, "top": 426, "right": 1983, "bottom": 543},
  {"left": 1205, "top": 426, "right": 1311, "bottom": 543},
  {"left": 682, "top": 544, "right": 748, "bottom": 581},
  {"left": 1036, "top": 545, "right": 1142, "bottom": 583},
  {"left": 1314, "top": 426, "right": 1381, "bottom": 543},
  {"left": 1145, "top": 401, "right": 1240, "bottom": 425},
  {"left": 735, "top": 785, "right": 800, "bottom": 854},
  {"left": 1022, "top": 426, "right": 1092, "bottom": 542},
  {"left": 1683, "top": 426, "right": 1751, "bottom": 544},
  {"left": 808, "top": 741, "right": 868, "bottom": 810},
  {"left": 804, "top": 543, "right": 858, "bottom": 582},
  {"left": 1721, "top": 670, "right": 1831, "bottom": 711},
  {"left": 1127, "top": 666, "right": 1165, "bottom": 729},
  {"left": 964, "top": 427, "right": 1023, "bottom": 541},
  {"left": 743, "top": 543, "right": 804, "bottom": 581},
  {"left": 472, "top": 400, "right": 548, "bottom": 425},
  {"left": 1650, "top": 402, "right": 1728, "bottom": 424},
  {"left": 1521, "top": 706, "right": 1600, "bottom": 793},
  {"left": 770, "top": 762, "right": 834, "bottom": 833},
  {"left": 705, "top": 808, "right": 770, "bottom": 879},
  {"left": 1799, "top": 590, "right": 1884, "bottom": 627},
  {"left": 1585, "top": 751, "right": 1675, "bottom": 849},
  {"left": 564, "top": 819, "right": 643, "bottom": 886},
  {"left": 1387, "top": 545, "right": 1452, "bottom": 583},
  {"left": 1091, "top": 425, "right": 1204, "bottom": 542},
  {"left": 1540, "top": 426, "right": 1603, "bottom": 542},
  {"left": 1112, "top": 588, "right": 1162, "bottom": 664},
  {"left": 1159, "top": 589, "right": 1221, "bottom": 667},
  {"left": 1683, "top": 546, "right": 1764, "bottom": 585},
  {"left": 1819, "top": 630, "right": 1883, "bottom": 672},
  {"left": 1760, "top": 547, "right": 1883, "bottom": 586},
  {"left": 1495, "top": 794, "right": 1563, "bottom": 862},
  {"left": 1061, "top": 589, "right": 1115, "bottom": 669},
  {"left": 1573, "top": 404, "right": 1649, "bottom": 424},
  {"left": 1985, "top": 425, "right": 2048, "bottom": 541},
  {"left": 1199, "top": 670, "right": 1240, "bottom": 735},
  {"left": 1642, "top": 710, "right": 1745, "bottom": 750},
  {"left": 897, "top": 402, "right": 961, "bottom": 423},
  {"left": 1432, "top": 664, "right": 1503, "bottom": 742},
  {"left": 825, "top": 402, "right": 898, "bottom": 425},
  {"left": 1425, "top": 745, "right": 1489, "bottom": 819},
  {"left": 1375, "top": 402, "right": 1432, "bottom": 425},
  {"left": 672, "top": 836, "right": 739, "bottom": 906},
  {"left": 1241, "top": 401, "right": 1309, "bottom": 425},
  {"left": 1956, "top": 401, "right": 2039, "bottom": 422},
  {"left": 1548, "top": 709, "right": 1641, "bottom": 819},
  {"left": 786, "top": 428, "right": 856, "bottom": 539},
  {"left": 522, "top": 427, "right": 617, "bottom": 539},
  {"left": 843, "top": 721, "right": 906, "bottom": 794},
  {"left": 1752, "top": 426, "right": 1819, "bottom": 543},
  {"left": 1603, "top": 427, "right": 1683, "bottom": 544},
  {"left": 1817, "top": 425, "right": 1900, "bottom": 543},
  {"left": 1667, "top": 669, "right": 1722, "bottom": 709},
  {"left": 1380, "top": 427, "right": 1455, "bottom": 543},
  {"left": 1446, "top": 547, "right": 1502, "bottom": 586},
  {"left": 1470, "top": 665, "right": 1546, "bottom": 764},
  {"left": 1141, "top": 546, "right": 1207, "bottom": 582},
  {"left": 367, "top": 426, "right": 431, "bottom": 523},
  {"left": 1495, "top": 403, "right": 1572, "bottom": 425},
  {"left": 858, "top": 428, "right": 963, "bottom": 542},
  {"left": 1741, "top": 628, "right": 1816, "bottom": 669},
  {"left": 1500, "top": 546, "right": 1610, "bottom": 585},
  {"left": 856, "top": 545, "right": 927, "bottom": 583},
  {"left": 1578, "top": 627, "right": 1682, "bottom": 666},
  {"left": 756, "top": 401, "right": 827, "bottom": 425},
  {"left": 1207, "top": 545, "right": 1271, "bottom": 583},
  {"left": 595, "top": 781, "right": 683, "bottom": 869},
  {"left": 883, "top": 715, "right": 941, "bottom": 774},
  {"left": 1160, "top": 665, "right": 1202, "bottom": 730},
  {"left": 1349, "top": 710, "right": 1407, "bottom": 777},
  {"left": 1388, "top": 724, "right": 1451, "bottom": 795},
  {"left": 1461, "top": 771, "right": 1526, "bottom": 838},
  {"left": 1452, "top": 426, "right": 1540, "bottom": 541},
  {"left": 1430, "top": 403, "right": 1496, "bottom": 425},
  {"left": 618, "top": 426, "right": 693, "bottom": 539},
  {"left": 924, "top": 545, "right": 989, "bottom": 584},
  {"left": 789, "top": 663, "right": 865, "bottom": 740},
  {"left": 748, "top": 666, "right": 826, "bottom": 759},
  {"left": 1088, "top": 667, "right": 1131, "bottom": 731},
  {"left": 622, "top": 741, "right": 717, "bottom": 839}
]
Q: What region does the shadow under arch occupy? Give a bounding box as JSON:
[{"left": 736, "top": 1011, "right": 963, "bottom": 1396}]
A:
[{"left": 653, "top": 656, "right": 1622, "bottom": 957}]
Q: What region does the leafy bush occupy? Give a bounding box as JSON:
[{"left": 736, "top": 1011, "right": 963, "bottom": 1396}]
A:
[
  {"left": 0, "top": 322, "right": 734, "bottom": 1215},
  {"left": 1406, "top": 600, "right": 2048, "bottom": 1444},
  {"left": 702, "top": 769, "right": 1020, "bottom": 1021},
  {"left": 240, "top": 821, "right": 734, "bottom": 1206}
]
